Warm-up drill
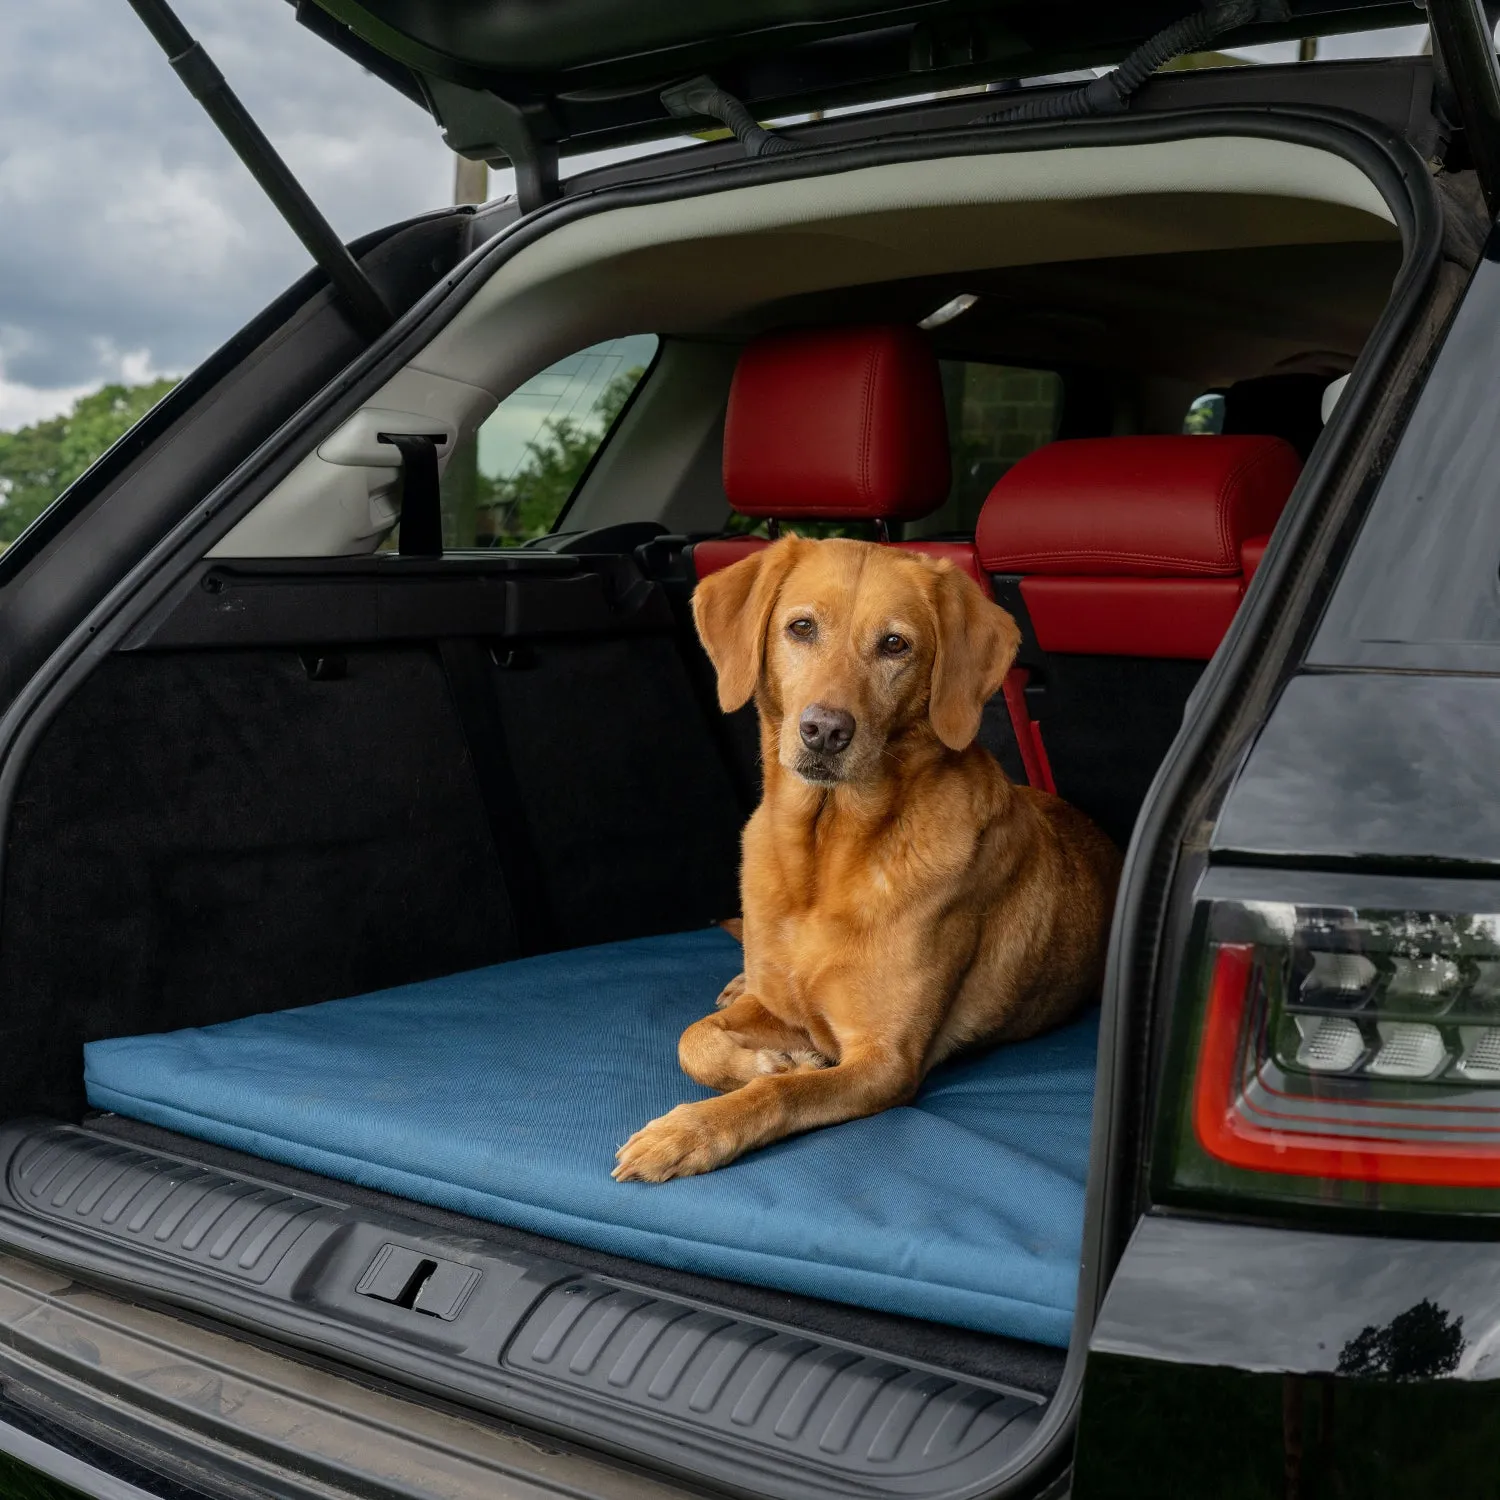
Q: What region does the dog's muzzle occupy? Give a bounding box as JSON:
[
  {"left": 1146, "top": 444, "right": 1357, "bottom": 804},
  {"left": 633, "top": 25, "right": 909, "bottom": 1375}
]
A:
[{"left": 793, "top": 751, "right": 845, "bottom": 785}]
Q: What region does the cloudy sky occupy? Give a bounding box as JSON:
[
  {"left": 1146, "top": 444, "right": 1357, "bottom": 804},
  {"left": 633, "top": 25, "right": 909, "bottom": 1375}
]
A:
[
  {"left": 0, "top": 6, "right": 1429, "bottom": 433},
  {"left": 0, "top": 0, "right": 466, "bottom": 429}
]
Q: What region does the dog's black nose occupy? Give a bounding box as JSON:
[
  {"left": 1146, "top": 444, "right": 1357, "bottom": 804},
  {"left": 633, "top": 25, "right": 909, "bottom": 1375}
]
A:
[{"left": 799, "top": 704, "right": 855, "bottom": 755}]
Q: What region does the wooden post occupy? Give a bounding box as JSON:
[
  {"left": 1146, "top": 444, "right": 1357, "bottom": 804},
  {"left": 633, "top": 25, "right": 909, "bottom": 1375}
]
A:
[{"left": 452, "top": 154, "right": 488, "bottom": 205}]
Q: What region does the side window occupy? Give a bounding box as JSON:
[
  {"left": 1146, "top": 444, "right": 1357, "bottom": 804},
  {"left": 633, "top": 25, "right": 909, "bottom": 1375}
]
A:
[
  {"left": 1184, "top": 392, "right": 1226, "bottom": 434},
  {"left": 441, "top": 334, "right": 657, "bottom": 548},
  {"left": 908, "top": 361, "right": 1064, "bottom": 538}
]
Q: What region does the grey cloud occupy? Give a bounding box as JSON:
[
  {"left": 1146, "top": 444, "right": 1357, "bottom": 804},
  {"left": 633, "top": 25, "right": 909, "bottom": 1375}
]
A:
[
  {"left": 0, "top": 8, "right": 1430, "bottom": 402},
  {"left": 0, "top": 0, "right": 458, "bottom": 392}
]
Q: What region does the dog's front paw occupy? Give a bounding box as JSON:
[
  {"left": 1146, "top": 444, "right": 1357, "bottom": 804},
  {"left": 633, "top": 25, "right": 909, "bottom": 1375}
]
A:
[
  {"left": 612, "top": 1103, "right": 736, "bottom": 1183},
  {"left": 714, "top": 972, "right": 747, "bottom": 1009}
]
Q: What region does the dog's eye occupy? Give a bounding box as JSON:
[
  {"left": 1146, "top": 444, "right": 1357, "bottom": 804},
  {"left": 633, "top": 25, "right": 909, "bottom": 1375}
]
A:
[
  {"left": 879, "top": 633, "right": 910, "bottom": 657},
  {"left": 787, "top": 618, "right": 816, "bottom": 640}
]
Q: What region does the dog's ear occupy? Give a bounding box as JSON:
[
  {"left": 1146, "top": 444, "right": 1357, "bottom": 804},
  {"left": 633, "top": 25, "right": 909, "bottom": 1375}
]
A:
[
  {"left": 928, "top": 565, "right": 1021, "bottom": 751},
  {"left": 692, "top": 538, "right": 800, "bottom": 712}
]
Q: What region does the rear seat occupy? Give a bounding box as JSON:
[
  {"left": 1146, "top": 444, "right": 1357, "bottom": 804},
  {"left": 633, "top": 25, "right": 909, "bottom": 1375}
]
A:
[
  {"left": 692, "top": 323, "right": 1097, "bottom": 786},
  {"left": 685, "top": 323, "right": 1060, "bottom": 784},
  {"left": 690, "top": 328, "right": 1301, "bottom": 839},
  {"left": 689, "top": 323, "right": 951, "bottom": 579},
  {"left": 974, "top": 433, "right": 1301, "bottom": 844}
]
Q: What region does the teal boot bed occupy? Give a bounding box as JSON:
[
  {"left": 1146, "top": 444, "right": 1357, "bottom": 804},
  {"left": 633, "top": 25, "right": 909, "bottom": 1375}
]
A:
[{"left": 84, "top": 926, "right": 1097, "bottom": 1347}]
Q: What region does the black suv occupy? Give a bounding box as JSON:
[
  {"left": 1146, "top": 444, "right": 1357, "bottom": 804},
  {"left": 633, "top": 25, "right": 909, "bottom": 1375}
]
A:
[{"left": 2, "top": 3, "right": 1497, "bottom": 1497}]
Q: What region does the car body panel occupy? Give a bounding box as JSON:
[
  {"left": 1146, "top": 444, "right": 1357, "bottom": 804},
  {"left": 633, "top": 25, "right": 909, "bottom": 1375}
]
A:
[
  {"left": 1211, "top": 672, "right": 1500, "bottom": 869},
  {"left": 1074, "top": 1214, "right": 1500, "bottom": 1498},
  {"left": 1092, "top": 1214, "right": 1500, "bottom": 1378},
  {"left": 1310, "top": 237, "right": 1500, "bottom": 674}
]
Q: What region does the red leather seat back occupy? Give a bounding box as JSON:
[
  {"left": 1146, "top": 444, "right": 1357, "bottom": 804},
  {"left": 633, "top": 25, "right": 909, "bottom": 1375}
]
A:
[
  {"left": 691, "top": 537, "right": 769, "bottom": 578},
  {"left": 889, "top": 539, "right": 983, "bottom": 584},
  {"left": 976, "top": 435, "right": 1300, "bottom": 660}
]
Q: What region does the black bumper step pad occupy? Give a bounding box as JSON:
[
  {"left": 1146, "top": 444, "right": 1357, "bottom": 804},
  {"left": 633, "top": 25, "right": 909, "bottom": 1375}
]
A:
[{"left": 0, "top": 1122, "right": 1043, "bottom": 1499}]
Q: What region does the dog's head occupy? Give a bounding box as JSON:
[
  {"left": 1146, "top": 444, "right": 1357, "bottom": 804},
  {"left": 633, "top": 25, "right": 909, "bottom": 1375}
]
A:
[{"left": 692, "top": 536, "right": 1021, "bottom": 787}]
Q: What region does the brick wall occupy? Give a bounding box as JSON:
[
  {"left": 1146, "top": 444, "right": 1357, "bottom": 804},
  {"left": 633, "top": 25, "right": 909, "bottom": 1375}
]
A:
[{"left": 915, "top": 362, "right": 1062, "bottom": 537}]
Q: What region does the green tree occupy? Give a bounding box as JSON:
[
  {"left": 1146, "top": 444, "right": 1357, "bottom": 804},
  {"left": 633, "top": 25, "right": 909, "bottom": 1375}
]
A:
[
  {"left": 0, "top": 378, "right": 177, "bottom": 545},
  {"left": 1183, "top": 392, "right": 1224, "bottom": 435},
  {"left": 475, "top": 368, "right": 641, "bottom": 546}
]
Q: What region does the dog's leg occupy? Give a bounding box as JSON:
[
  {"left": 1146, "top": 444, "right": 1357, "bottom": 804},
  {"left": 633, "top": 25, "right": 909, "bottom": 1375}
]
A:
[
  {"left": 613, "top": 1040, "right": 920, "bottom": 1183},
  {"left": 678, "top": 994, "right": 830, "bottom": 1093}
]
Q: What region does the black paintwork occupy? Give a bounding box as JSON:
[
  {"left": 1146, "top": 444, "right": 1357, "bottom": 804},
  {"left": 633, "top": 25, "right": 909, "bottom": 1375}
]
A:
[
  {"left": 1311, "top": 244, "right": 1500, "bottom": 673},
  {"left": 301, "top": 0, "right": 1424, "bottom": 153},
  {"left": 1212, "top": 672, "right": 1500, "bottom": 867},
  {"left": 1074, "top": 1215, "right": 1500, "bottom": 1499},
  {"left": 1075, "top": 1352, "right": 1500, "bottom": 1498},
  {"left": 1127, "top": 216, "right": 1500, "bottom": 1485},
  {"left": 1093, "top": 1215, "right": 1497, "bottom": 1378}
]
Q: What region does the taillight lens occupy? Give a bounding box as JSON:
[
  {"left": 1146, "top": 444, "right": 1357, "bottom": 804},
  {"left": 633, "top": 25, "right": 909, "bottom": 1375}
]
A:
[{"left": 1172, "top": 883, "right": 1500, "bottom": 1199}]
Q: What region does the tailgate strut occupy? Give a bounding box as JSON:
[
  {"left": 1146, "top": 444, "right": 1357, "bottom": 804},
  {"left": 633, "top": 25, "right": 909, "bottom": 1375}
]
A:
[
  {"left": 1428, "top": 0, "right": 1500, "bottom": 216},
  {"left": 124, "top": 0, "right": 394, "bottom": 339}
]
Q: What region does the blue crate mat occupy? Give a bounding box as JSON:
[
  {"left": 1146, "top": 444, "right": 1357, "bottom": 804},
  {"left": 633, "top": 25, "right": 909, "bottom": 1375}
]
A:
[{"left": 84, "top": 927, "right": 1097, "bottom": 1347}]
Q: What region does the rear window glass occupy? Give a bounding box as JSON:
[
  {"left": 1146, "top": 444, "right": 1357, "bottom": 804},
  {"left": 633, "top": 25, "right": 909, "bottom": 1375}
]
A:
[{"left": 440, "top": 334, "right": 657, "bottom": 549}]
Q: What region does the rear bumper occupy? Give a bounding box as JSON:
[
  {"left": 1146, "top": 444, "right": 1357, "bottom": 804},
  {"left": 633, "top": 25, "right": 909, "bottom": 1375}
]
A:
[
  {"left": 0, "top": 1247, "right": 687, "bottom": 1500},
  {"left": 0, "top": 1410, "right": 162, "bottom": 1500},
  {"left": 1073, "top": 1214, "right": 1500, "bottom": 1497}
]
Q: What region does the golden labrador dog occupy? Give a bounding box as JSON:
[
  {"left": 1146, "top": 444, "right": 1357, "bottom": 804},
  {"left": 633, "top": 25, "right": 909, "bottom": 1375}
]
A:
[{"left": 613, "top": 536, "right": 1120, "bottom": 1183}]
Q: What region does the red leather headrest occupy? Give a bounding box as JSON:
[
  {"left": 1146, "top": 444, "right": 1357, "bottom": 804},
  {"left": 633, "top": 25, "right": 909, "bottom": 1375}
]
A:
[
  {"left": 723, "top": 325, "right": 951, "bottom": 521},
  {"left": 976, "top": 435, "right": 1300, "bottom": 577}
]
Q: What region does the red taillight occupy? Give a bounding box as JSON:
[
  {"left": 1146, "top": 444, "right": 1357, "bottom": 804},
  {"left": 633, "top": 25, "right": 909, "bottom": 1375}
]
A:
[{"left": 1186, "top": 903, "right": 1500, "bottom": 1191}]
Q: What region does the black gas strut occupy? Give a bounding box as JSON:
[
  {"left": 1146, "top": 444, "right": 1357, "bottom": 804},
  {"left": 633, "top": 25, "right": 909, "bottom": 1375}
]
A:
[{"left": 124, "top": 0, "right": 393, "bottom": 340}]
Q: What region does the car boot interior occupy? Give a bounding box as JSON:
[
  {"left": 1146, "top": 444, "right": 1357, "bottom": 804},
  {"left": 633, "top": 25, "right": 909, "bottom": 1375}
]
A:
[{"left": 0, "top": 125, "right": 1419, "bottom": 1498}]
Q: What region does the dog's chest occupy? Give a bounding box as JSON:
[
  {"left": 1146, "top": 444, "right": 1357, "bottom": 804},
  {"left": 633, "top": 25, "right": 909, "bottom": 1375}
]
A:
[{"left": 748, "top": 811, "right": 912, "bottom": 912}]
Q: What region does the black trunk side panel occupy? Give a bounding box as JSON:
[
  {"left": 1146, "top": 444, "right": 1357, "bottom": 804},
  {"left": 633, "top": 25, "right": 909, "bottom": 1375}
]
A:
[
  {"left": 0, "top": 553, "right": 748, "bottom": 1122},
  {"left": 0, "top": 648, "right": 514, "bottom": 1120},
  {"left": 492, "top": 634, "right": 742, "bottom": 952}
]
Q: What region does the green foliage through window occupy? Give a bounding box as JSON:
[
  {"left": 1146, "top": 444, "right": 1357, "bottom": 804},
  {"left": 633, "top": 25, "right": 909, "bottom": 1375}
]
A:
[
  {"left": 0, "top": 379, "right": 178, "bottom": 547},
  {"left": 1184, "top": 392, "right": 1226, "bottom": 434},
  {"left": 441, "top": 335, "right": 658, "bottom": 548}
]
